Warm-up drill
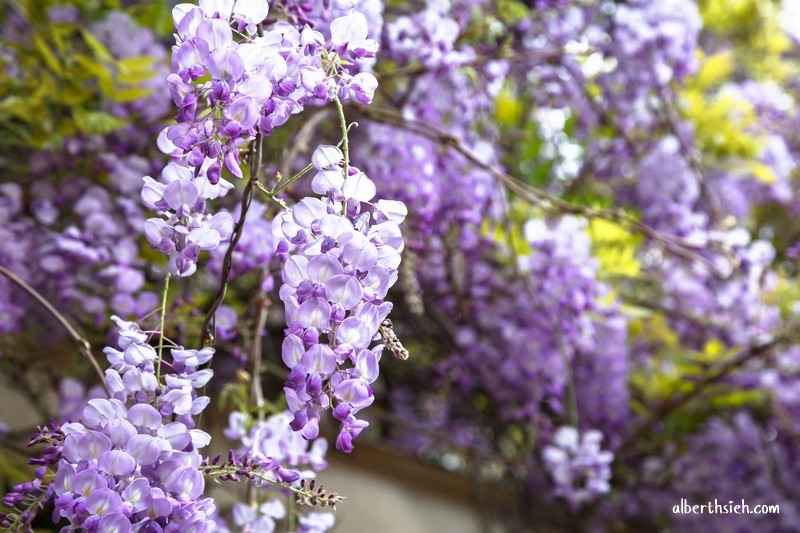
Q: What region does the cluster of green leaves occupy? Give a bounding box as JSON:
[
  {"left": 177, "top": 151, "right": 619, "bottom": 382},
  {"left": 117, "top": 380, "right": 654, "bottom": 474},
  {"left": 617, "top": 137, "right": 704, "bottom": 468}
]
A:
[
  {"left": 628, "top": 316, "right": 769, "bottom": 439},
  {"left": 0, "top": 0, "right": 159, "bottom": 153}
]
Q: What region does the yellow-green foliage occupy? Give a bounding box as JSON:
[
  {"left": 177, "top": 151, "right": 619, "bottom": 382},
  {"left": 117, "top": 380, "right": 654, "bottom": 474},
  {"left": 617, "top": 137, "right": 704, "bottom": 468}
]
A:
[
  {"left": 481, "top": 201, "right": 535, "bottom": 258},
  {"left": 495, "top": 0, "right": 530, "bottom": 27},
  {"left": 765, "top": 274, "right": 800, "bottom": 320},
  {"left": 495, "top": 84, "right": 525, "bottom": 127},
  {"left": 680, "top": 0, "right": 796, "bottom": 184},
  {"left": 587, "top": 218, "right": 642, "bottom": 278},
  {"left": 698, "top": 0, "right": 792, "bottom": 80},
  {"left": 681, "top": 53, "right": 762, "bottom": 161},
  {"left": 629, "top": 315, "right": 767, "bottom": 424},
  {"left": 0, "top": 0, "right": 160, "bottom": 150}
]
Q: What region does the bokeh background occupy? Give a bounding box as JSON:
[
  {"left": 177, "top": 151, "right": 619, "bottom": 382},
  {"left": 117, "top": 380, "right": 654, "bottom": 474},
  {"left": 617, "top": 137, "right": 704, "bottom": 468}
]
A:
[{"left": 3, "top": 0, "right": 800, "bottom": 531}]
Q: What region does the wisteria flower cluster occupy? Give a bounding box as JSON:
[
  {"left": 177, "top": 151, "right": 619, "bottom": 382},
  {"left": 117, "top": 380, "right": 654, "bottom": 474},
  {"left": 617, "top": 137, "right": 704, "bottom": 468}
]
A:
[
  {"left": 27, "top": 318, "right": 217, "bottom": 532},
  {"left": 1, "top": 0, "right": 403, "bottom": 530},
  {"left": 222, "top": 409, "right": 336, "bottom": 532},
  {"left": 143, "top": 3, "right": 380, "bottom": 278},
  {"left": 225, "top": 409, "right": 328, "bottom": 473},
  {"left": 542, "top": 426, "right": 614, "bottom": 510},
  {"left": 142, "top": 160, "right": 235, "bottom": 277},
  {"left": 278, "top": 144, "right": 407, "bottom": 452},
  {"left": 103, "top": 316, "right": 215, "bottom": 425}
]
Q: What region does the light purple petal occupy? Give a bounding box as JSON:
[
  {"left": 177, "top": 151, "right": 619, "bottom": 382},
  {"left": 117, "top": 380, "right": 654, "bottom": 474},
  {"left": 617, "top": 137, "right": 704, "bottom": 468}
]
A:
[
  {"left": 306, "top": 254, "right": 343, "bottom": 283},
  {"left": 141, "top": 177, "right": 166, "bottom": 210},
  {"left": 98, "top": 513, "right": 131, "bottom": 533},
  {"left": 208, "top": 49, "right": 245, "bottom": 80},
  {"left": 282, "top": 335, "right": 305, "bottom": 368},
  {"left": 342, "top": 172, "right": 376, "bottom": 203},
  {"left": 355, "top": 349, "right": 380, "bottom": 383},
  {"left": 188, "top": 226, "right": 222, "bottom": 250},
  {"left": 86, "top": 488, "right": 122, "bottom": 517},
  {"left": 297, "top": 298, "right": 332, "bottom": 330},
  {"left": 300, "top": 344, "right": 336, "bottom": 375},
  {"left": 163, "top": 180, "right": 199, "bottom": 211},
  {"left": 122, "top": 478, "right": 152, "bottom": 513},
  {"left": 283, "top": 256, "right": 308, "bottom": 287},
  {"left": 311, "top": 169, "right": 345, "bottom": 195},
  {"left": 341, "top": 233, "right": 378, "bottom": 271},
  {"left": 335, "top": 317, "right": 372, "bottom": 350},
  {"left": 330, "top": 12, "right": 368, "bottom": 48},
  {"left": 196, "top": 18, "right": 233, "bottom": 51},
  {"left": 325, "top": 275, "right": 363, "bottom": 309},
  {"left": 312, "top": 145, "right": 343, "bottom": 171},
  {"left": 233, "top": 0, "right": 269, "bottom": 25},
  {"left": 319, "top": 214, "right": 353, "bottom": 238},
  {"left": 104, "top": 419, "right": 136, "bottom": 447},
  {"left": 237, "top": 75, "right": 272, "bottom": 104},
  {"left": 99, "top": 450, "right": 136, "bottom": 476},
  {"left": 334, "top": 378, "right": 373, "bottom": 411},
  {"left": 126, "top": 434, "right": 162, "bottom": 465},
  {"left": 127, "top": 404, "right": 162, "bottom": 431},
  {"left": 293, "top": 197, "right": 327, "bottom": 228}
]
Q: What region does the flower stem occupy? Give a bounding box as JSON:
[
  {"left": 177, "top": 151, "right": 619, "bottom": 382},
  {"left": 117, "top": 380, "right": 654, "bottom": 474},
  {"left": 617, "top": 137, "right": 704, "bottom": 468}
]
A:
[
  {"left": 288, "top": 492, "right": 296, "bottom": 531},
  {"left": 272, "top": 163, "right": 314, "bottom": 195},
  {"left": 333, "top": 94, "right": 349, "bottom": 177},
  {"left": 255, "top": 181, "right": 290, "bottom": 210},
  {"left": 155, "top": 272, "right": 171, "bottom": 389}
]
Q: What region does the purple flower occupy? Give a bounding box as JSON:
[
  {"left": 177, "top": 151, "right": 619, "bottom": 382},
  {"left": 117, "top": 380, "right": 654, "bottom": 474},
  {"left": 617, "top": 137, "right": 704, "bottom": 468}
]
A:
[
  {"left": 278, "top": 145, "right": 406, "bottom": 452},
  {"left": 542, "top": 427, "right": 614, "bottom": 510}
]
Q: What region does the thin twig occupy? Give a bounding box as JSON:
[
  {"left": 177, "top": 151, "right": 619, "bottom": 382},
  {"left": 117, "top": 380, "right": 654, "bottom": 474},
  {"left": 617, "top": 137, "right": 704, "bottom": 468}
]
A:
[
  {"left": 155, "top": 273, "right": 170, "bottom": 406},
  {"left": 0, "top": 265, "right": 109, "bottom": 395},
  {"left": 278, "top": 108, "right": 332, "bottom": 187},
  {"left": 250, "top": 293, "right": 270, "bottom": 422}
]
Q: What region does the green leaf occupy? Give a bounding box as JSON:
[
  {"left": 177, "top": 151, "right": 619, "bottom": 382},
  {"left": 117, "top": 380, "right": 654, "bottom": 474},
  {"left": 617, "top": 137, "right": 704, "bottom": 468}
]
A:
[
  {"left": 72, "top": 54, "right": 114, "bottom": 95},
  {"left": 131, "top": 1, "right": 177, "bottom": 36},
  {"left": 73, "top": 109, "right": 126, "bottom": 134},
  {"left": 33, "top": 35, "right": 62, "bottom": 75},
  {"left": 116, "top": 56, "right": 158, "bottom": 85},
  {"left": 81, "top": 28, "right": 114, "bottom": 63},
  {"left": 109, "top": 86, "right": 154, "bottom": 102}
]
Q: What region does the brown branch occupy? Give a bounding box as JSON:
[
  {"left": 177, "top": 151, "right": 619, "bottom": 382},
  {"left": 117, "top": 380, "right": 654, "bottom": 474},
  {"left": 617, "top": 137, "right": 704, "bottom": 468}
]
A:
[
  {"left": 356, "top": 105, "right": 736, "bottom": 277},
  {"left": 199, "top": 135, "right": 263, "bottom": 348},
  {"left": 377, "top": 46, "right": 583, "bottom": 81},
  {"left": 0, "top": 265, "right": 109, "bottom": 395}
]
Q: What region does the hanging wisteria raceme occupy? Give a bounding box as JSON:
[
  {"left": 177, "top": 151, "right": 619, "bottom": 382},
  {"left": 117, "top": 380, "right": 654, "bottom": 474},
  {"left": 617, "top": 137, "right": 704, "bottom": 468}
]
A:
[
  {"left": 278, "top": 144, "right": 407, "bottom": 452},
  {"left": 3, "top": 317, "right": 219, "bottom": 531}
]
